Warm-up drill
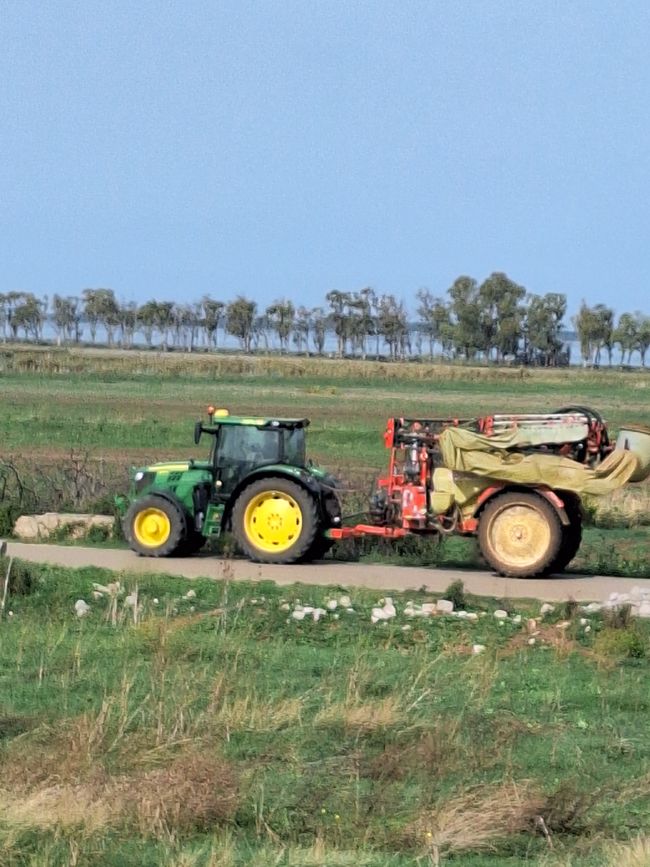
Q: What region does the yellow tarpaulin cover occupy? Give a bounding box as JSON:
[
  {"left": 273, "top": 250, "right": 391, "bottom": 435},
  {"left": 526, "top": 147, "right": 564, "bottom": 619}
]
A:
[{"left": 439, "top": 427, "right": 638, "bottom": 497}]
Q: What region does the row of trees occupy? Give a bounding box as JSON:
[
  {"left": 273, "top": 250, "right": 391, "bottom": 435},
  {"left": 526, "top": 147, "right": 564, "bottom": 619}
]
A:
[{"left": 1, "top": 278, "right": 649, "bottom": 365}]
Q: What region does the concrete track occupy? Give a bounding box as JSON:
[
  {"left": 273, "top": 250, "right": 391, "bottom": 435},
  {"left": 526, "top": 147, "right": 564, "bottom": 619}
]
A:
[{"left": 5, "top": 542, "right": 647, "bottom": 602}]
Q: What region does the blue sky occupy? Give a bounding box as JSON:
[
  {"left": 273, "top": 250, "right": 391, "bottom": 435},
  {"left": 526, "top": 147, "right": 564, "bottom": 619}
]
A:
[{"left": 1, "top": 0, "right": 649, "bottom": 318}]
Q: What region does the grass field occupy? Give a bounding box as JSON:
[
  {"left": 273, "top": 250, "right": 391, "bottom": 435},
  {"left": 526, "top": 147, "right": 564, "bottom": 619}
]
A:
[
  {"left": 2, "top": 559, "right": 650, "bottom": 865},
  {"left": 1, "top": 350, "right": 650, "bottom": 864},
  {"left": 1, "top": 347, "right": 648, "bottom": 575}
]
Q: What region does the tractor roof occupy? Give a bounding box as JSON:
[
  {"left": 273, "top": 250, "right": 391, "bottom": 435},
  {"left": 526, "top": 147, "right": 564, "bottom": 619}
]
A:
[{"left": 209, "top": 415, "right": 309, "bottom": 429}]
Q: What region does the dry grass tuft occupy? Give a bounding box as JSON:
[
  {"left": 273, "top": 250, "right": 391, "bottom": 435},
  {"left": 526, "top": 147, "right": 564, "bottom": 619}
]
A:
[
  {"left": 315, "top": 697, "right": 402, "bottom": 732},
  {"left": 603, "top": 836, "right": 650, "bottom": 867},
  {"left": 407, "top": 780, "right": 544, "bottom": 860},
  {"left": 364, "top": 723, "right": 464, "bottom": 782},
  {"left": 121, "top": 752, "right": 239, "bottom": 837},
  {"left": 0, "top": 782, "right": 114, "bottom": 831},
  {"left": 0, "top": 749, "right": 239, "bottom": 838},
  {"left": 588, "top": 483, "right": 650, "bottom": 528},
  {"left": 212, "top": 695, "right": 303, "bottom": 733}
]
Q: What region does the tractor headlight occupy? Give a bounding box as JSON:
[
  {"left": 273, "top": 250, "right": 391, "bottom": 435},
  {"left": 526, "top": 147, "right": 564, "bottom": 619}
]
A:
[{"left": 134, "top": 471, "right": 155, "bottom": 493}]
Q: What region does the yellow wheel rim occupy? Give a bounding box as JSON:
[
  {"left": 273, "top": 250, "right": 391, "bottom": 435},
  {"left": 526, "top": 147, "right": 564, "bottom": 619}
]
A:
[
  {"left": 244, "top": 490, "right": 302, "bottom": 553},
  {"left": 133, "top": 507, "right": 171, "bottom": 548},
  {"left": 488, "top": 504, "right": 550, "bottom": 569}
]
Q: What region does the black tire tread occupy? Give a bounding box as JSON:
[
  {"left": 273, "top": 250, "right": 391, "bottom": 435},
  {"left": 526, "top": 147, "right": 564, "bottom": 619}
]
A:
[{"left": 545, "top": 494, "right": 583, "bottom": 574}]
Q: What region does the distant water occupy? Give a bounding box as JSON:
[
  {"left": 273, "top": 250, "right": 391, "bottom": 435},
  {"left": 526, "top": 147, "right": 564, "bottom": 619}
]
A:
[{"left": 31, "top": 324, "right": 644, "bottom": 368}]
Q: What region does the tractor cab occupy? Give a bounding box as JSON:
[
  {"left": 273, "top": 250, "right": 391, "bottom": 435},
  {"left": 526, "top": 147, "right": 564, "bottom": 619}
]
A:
[{"left": 194, "top": 408, "right": 310, "bottom": 496}]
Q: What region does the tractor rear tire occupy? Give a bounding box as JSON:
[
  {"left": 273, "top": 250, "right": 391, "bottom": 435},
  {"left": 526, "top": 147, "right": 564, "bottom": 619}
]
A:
[
  {"left": 478, "top": 491, "right": 563, "bottom": 578},
  {"left": 125, "top": 495, "right": 185, "bottom": 557},
  {"left": 232, "top": 477, "right": 319, "bottom": 564},
  {"left": 545, "top": 495, "right": 583, "bottom": 574}
]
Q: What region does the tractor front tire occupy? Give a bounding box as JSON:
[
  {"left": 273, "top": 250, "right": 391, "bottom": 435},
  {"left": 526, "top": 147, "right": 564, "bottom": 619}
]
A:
[
  {"left": 125, "top": 495, "right": 186, "bottom": 558},
  {"left": 478, "top": 491, "right": 563, "bottom": 578},
  {"left": 232, "top": 477, "right": 319, "bottom": 564}
]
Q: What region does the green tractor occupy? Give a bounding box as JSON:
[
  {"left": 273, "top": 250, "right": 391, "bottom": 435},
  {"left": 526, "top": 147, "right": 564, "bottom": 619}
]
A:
[{"left": 121, "top": 408, "right": 341, "bottom": 563}]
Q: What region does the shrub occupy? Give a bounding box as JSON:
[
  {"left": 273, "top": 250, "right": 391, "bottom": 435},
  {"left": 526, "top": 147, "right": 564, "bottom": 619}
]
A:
[{"left": 593, "top": 628, "right": 646, "bottom": 660}]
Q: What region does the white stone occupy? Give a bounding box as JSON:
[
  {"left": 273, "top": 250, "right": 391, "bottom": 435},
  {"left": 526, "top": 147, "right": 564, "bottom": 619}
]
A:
[
  {"left": 92, "top": 591, "right": 103, "bottom": 600},
  {"left": 584, "top": 625, "right": 591, "bottom": 633},
  {"left": 13, "top": 516, "right": 39, "bottom": 542},
  {"left": 292, "top": 609, "right": 306, "bottom": 621},
  {"left": 472, "top": 644, "right": 486, "bottom": 655},
  {"left": 8, "top": 611, "right": 13, "bottom": 617},
  {"left": 280, "top": 603, "right": 290, "bottom": 611},
  {"left": 493, "top": 609, "right": 508, "bottom": 620},
  {"left": 371, "top": 607, "right": 389, "bottom": 623},
  {"left": 184, "top": 589, "right": 197, "bottom": 600},
  {"left": 346, "top": 607, "right": 355, "bottom": 614},
  {"left": 466, "top": 612, "right": 479, "bottom": 622},
  {"left": 527, "top": 618, "right": 538, "bottom": 633},
  {"left": 580, "top": 618, "right": 588, "bottom": 626},
  {"left": 333, "top": 613, "right": 339, "bottom": 620},
  {"left": 402, "top": 624, "right": 412, "bottom": 631},
  {"left": 302, "top": 606, "right": 314, "bottom": 614},
  {"left": 326, "top": 599, "right": 338, "bottom": 611},
  {"left": 528, "top": 637, "right": 536, "bottom": 646},
  {"left": 638, "top": 601, "right": 650, "bottom": 619},
  {"left": 14, "top": 512, "right": 114, "bottom": 541},
  {"left": 124, "top": 594, "right": 138, "bottom": 608},
  {"left": 382, "top": 601, "right": 397, "bottom": 618},
  {"left": 74, "top": 599, "right": 90, "bottom": 617},
  {"left": 339, "top": 595, "right": 352, "bottom": 608},
  {"left": 312, "top": 608, "right": 326, "bottom": 622},
  {"left": 540, "top": 603, "right": 555, "bottom": 616},
  {"left": 512, "top": 614, "right": 522, "bottom": 625},
  {"left": 583, "top": 602, "right": 601, "bottom": 612},
  {"left": 436, "top": 599, "right": 454, "bottom": 614},
  {"left": 421, "top": 603, "right": 437, "bottom": 615},
  {"left": 153, "top": 598, "right": 159, "bottom": 605},
  {"left": 456, "top": 610, "right": 468, "bottom": 619}
]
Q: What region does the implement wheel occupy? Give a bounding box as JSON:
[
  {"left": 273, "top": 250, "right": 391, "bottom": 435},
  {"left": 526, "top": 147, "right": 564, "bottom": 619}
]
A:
[
  {"left": 478, "top": 491, "right": 562, "bottom": 578},
  {"left": 125, "top": 495, "right": 185, "bottom": 557},
  {"left": 232, "top": 477, "right": 319, "bottom": 564}
]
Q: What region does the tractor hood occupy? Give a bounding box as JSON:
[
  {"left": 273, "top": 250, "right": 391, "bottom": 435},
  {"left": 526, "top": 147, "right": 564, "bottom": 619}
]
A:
[{"left": 144, "top": 461, "right": 192, "bottom": 473}]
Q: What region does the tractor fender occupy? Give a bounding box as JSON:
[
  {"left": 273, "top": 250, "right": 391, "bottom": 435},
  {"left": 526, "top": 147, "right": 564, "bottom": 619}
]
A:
[
  {"left": 472, "top": 485, "right": 570, "bottom": 527},
  {"left": 222, "top": 467, "right": 324, "bottom": 530},
  {"left": 128, "top": 490, "right": 190, "bottom": 534}
]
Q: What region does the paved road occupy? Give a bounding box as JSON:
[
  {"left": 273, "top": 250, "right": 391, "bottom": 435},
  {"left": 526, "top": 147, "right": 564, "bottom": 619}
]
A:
[{"left": 5, "top": 542, "right": 647, "bottom": 602}]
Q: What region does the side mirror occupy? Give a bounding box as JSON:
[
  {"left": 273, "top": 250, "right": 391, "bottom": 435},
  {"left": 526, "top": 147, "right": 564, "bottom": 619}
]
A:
[{"left": 194, "top": 421, "right": 203, "bottom": 445}]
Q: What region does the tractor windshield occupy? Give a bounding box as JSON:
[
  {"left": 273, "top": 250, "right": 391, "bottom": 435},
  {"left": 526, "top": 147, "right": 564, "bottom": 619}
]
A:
[{"left": 215, "top": 425, "right": 306, "bottom": 469}]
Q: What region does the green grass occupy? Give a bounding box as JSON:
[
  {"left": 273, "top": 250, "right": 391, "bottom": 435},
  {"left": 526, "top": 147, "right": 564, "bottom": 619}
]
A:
[{"left": 2, "top": 560, "right": 650, "bottom": 864}]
